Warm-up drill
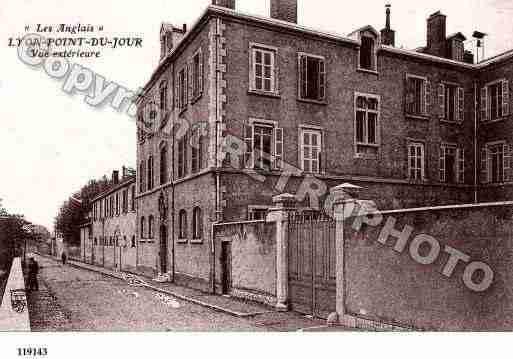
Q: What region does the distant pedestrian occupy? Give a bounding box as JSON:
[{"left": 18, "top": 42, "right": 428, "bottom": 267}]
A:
[
  {"left": 27, "top": 257, "right": 39, "bottom": 292},
  {"left": 61, "top": 251, "right": 67, "bottom": 265}
]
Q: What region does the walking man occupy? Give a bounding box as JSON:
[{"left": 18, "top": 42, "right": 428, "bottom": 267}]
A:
[
  {"left": 27, "top": 257, "right": 39, "bottom": 291},
  {"left": 61, "top": 251, "right": 67, "bottom": 265}
]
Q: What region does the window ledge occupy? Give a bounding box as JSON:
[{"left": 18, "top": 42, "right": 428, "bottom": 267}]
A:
[
  {"left": 439, "top": 119, "right": 463, "bottom": 125},
  {"left": 248, "top": 89, "right": 281, "bottom": 98},
  {"left": 190, "top": 239, "right": 203, "bottom": 244},
  {"left": 481, "top": 117, "right": 508, "bottom": 125},
  {"left": 405, "top": 113, "right": 430, "bottom": 121},
  {"left": 357, "top": 67, "right": 379, "bottom": 75},
  {"left": 177, "top": 239, "right": 188, "bottom": 244},
  {"left": 354, "top": 154, "right": 379, "bottom": 160},
  {"left": 297, "top": 98, "right": 327, "bottom": 105}
]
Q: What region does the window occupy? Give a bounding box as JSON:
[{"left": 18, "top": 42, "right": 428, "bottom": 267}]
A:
[
  {"left": 178, "top": 210, "right": 188, "bottom": 240},
  {"left": 99, "top": 200, "right": 103, "bottom": 219},
  {"left": 481, "top": 143, "right": 512, "bottom": 184},
  {"left": 192, "top": 207, "right": 203, "bottom": 240},
  {"left": 110, "top": 197, "right": 114, "bottom": 218},
  {"left": 122, "top": 189, "right": 128, "bottom": 213},
  {"left": 140, "top": 217, "right": 145, "bottom": 239},
  {"left": 176, "top": 67, "right": 188, "bottom": 110},
  {"left": 160, "top": 144, "right": 168, "bottom": 185},
  {"left": 299, "top": 53, "right": 325, "bottom": 101},
  {"left": 139, "top": 162, "right": 145, "bottom": 192},
  {"left": 159, "top": 81, "right": 168, "bottom": 113},
  {"left": 440, "top": 145, "right": 464, "bottom": 184},
  {"left": 131, "top": 235, "right": 136, "bottom": 248},
  {"left": 406, "top": 76, "right": 430, "bottom": 116},
  {"left": 355, "top": 94, "right": 380, "bottom": 156},
  {"left": 115, "top": 193, "right": 120, "bottom": 216},
  {"left": 439, "top": 83, "right": 464, "bottom": 122},
  {"left": 250, "top": 45, "right": 276, "bottom": 93},
  {"left": 147, "top": 156, "right": 154, "bottom": 190},
  {"left": 191, "top": 49, "right": 203, "bottom": 99},
  {"left": 94, "top": 237, "right": 98, "bottom": 246},
  {"left": 482, "top": 80, "right": 510, "bottom": 122},
  {"left": 248, "top": 206, "right": 268, "bottom": 220},
  {"left": 191, "top": 128, "right": 203, "bottom": 174},
  {"left": 243, "top": 121, "right": 283, "bottom": 171},
  {"left": 359, "top": 36, "right": 375, "bottom": 71},
  {"left": 300, "top": 129, "right": 322, "bottom": 173},
  {"left": 131, "top": 186, "right": 136, "bottom": 211},
  {"left": 177, "top": 133, "right": 188, "bottom": 178},
  {"left": 148, "top": 215, "right": 154, "bottom": 239},
  {"left": 408, "top": 142, "right": 425, "bottom": 181}
]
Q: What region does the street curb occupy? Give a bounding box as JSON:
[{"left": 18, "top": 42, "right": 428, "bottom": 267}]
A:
[{"left": 35, "top": 253, "right": 272, "bottom": 318}]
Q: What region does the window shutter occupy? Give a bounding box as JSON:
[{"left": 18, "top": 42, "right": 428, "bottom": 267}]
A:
[
  {"left": 319, "top": 59, "right": 326, "bottom": 101},
  {"left": 457, "top": 148, "right": 465, "bottom": 183},
  {"left": 438, "top": 83, "right": 445, "bottom": 119},
  {"left": 299, "top": 55, "right": 307, "bottom": 99},
  {"left": 199, "top": 51, "right": 204, "bottom": 95},
  {"left": 274, "top": 127, "right": 283, "bottom": 170},
  {"left": 502, "top": 80, "right": 510, "bottom": 117},
  {"left": 481, "top": 147, "right": 489, "bottom": 184},
  {"left": 439, "top": 147, "right": 446, "bottom": 182},
  {"left": 424, "top": 80, "right": 431, "bottom": 115},
  {"left": 481, "top": 87, "right": 488, "bottom": 122},
  {"left": 243, "top": 122, "right": 253, "bottom": 169},
  {"left": 457, "top": 87, "right": 464, "bottom": 122},
  {"left": 504, "top": 143, "right": 512, "bottom": 182}
]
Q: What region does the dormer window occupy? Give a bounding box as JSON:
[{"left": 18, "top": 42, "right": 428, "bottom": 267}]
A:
[{"left": 360, "top": 36, "right": 375, "bottom": 70}]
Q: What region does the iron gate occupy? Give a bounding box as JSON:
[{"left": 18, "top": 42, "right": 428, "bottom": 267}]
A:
[{"left": 288, "top": 213, "right": 336, "bottom": 318}]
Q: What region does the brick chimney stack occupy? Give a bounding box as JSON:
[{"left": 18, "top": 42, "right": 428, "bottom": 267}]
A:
[
  {"left": 212, "top": 0, "right": 235, "bottom": 9},
  {"left": 380, "top": 4, "right": 395, "bottom": 46},
  {"left": 112, "top": 170, "right": 119, "bottom": 185},
  {"left": 426, "top": 11, "right": 447, "bottom": 57},
  {"left": 270, "top": 0, "right": 298, "bottom": 24}
]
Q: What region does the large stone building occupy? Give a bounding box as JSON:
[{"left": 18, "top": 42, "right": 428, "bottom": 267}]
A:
[{"left": 134, "top": 0, "right": 513, "bottom": 290}]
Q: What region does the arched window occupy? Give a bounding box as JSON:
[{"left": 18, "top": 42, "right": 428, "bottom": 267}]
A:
[
  {"left": 148, "top": 215, "right": 154, "bottom": 239},
  {"left": 140, "top": 216, "right": 146, "bottom": 238},
  {"left": 178, "top": 210, "right": 187, "bottom": 239},
  {"left": 147, "top": 156, "right": 154, "bottom": 190},
  {"left": 160, "top": 144, "right": 168, "bottom": 185},
  {"left": 192, "top": 207, "right": 203, "bottom": 240},
  {"left": 139, "top": 162, "right": 145, "bottom": 192}
]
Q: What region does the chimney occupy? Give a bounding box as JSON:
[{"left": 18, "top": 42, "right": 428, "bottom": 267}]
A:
[
  {"left": 380, "top": 4, "right": 395, "bottom": 46},
  {"left": 112, "top": 170, "right": 119, "bottom": 185},
  {"left": 270, "top": 0, "right": 298, "bottom": 24},
  {"left": 212, "top": 0, "right": 235, "bottom": 9},
  {"left": 160, "top": 23, "right": 187, "bottom": 60},
  {"left": 426, "top": 11, "right": 447, "bottom": 57}
]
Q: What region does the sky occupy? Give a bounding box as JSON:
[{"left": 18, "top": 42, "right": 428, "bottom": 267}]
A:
[{"left": 0, "top": 0, "right": 512, "bottom": 231}]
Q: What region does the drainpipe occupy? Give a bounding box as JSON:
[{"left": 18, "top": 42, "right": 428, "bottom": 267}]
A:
[
  {"left": 171, "top": 61, "right": 176, "bottom": 282},
  {"left": 474, "top": 80, "right": 478, "bottom": 203}
]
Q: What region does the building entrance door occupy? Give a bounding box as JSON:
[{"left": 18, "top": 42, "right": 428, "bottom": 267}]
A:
[
  {"left": 160, "top": 225, "right": 167, "bottom": 273},
  {"left": 220, "top": 242, "right": 232, "bottom": 295}
]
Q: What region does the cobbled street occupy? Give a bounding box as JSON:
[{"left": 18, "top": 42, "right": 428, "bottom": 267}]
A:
[{"left": 27, "top": 255, "right": 323, "bottom": 331}]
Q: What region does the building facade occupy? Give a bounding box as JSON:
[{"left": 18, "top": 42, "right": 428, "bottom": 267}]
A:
[
  {"left": 135, "top": 0, "right": 513, "bottom": 291},
  {"left": 82, "top": 169, "right": 138, "bottom": 273}
]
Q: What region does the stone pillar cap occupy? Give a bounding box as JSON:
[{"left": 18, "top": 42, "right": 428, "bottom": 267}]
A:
[{"left": 330, "top": 183, "right": 363, "bottom": 193}]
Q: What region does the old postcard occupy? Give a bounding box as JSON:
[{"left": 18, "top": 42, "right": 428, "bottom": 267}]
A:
[{"left": 1, "top": 0, "right": 513, "bottom": 357}]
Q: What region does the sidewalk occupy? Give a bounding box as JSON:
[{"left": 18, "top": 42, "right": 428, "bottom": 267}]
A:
[{"left": 38, "top": 253, "right": 275, "bottom": 318}]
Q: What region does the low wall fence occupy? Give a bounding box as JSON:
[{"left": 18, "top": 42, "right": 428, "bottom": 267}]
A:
[{"left": 0, "top": 257, "right": 30, "bottom": 331}]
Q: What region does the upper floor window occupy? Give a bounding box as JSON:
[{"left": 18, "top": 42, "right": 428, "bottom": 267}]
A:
[
  {"left": 192, "top": 207, "right": 203, "bottom": 240},
  {"left": 481, "top": 80, "right": 510, "bottom": 122},
  {"left": 355, "top": 94, "right": 380, "bottom": 157},
  {"left": 139, "top": 162, "right": 145, "bottom": 193},
  {"left": 300, "top": 128, "right": 322, "bottom": 173},
  {"left": 178, "top": 210, "right": 188, "bottom": 240},
  {"left": 406, "top": 75, "right": 430, "bottom": 116},
  {"left": 439, "top": 83, "right": 464, "bottom": 122},
  {"left": 439, "top": 145, "right": 464, "bottom": 184},
  {"left": 250, "top": 44, "right": 277, "bottom": 94},
  {"left": 115, "top": 193, "right": 120, "bottom": 216},
  {"left": 408, "top": 142, "right": 425, "bottom": 181},
  {"left": 159, "top": 81, "right": 168, "bottom": 113},
  {"left": 298, "top": 53, "right": 325, "bottom": 102},
  {"left": 160, "top": 144, "right": 168, "bottom": 185},
  {"left": 481, "top": 142, "right": 512, "bottom": 184},
  {"left": 177, "top": 133, "right": 188, "bottom": 179},
  {"left": 191, "top": 127, "right": 203, "bottom": 174},
  {"left": 147, "top": 156, "right": 154, "bottom": 190},
  {"left": 122, "top": 189, "right": 128, "bottom": 214},
  {"left": 359, "top": 36, "right": 376, "bottom": 71},
  {"left": 243, "top": 121, "right": 283, "bottom": 171},
  {"left": 191, "top": 49, "right": 204, "bottom": 99},
  {"left": 176, "top": 67, "right": 188, "bottom": 110},
  {"left": 140, "top": 216, "right": 145, "bottom": 239},
  {"left": 131, "top": 185, "right": 136, "bottom": 211},
  {"left": 148, "top": 215, "right": 154, "bottom": 239}
]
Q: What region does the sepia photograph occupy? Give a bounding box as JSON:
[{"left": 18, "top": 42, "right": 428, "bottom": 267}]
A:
[{"left": 1, "top": 0, "right": 513, "bottom": 356}]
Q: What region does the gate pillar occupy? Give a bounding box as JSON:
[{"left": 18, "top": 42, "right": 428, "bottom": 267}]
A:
[
  {"left": 267, "top": 193, "right": 297, "bottom": 311},
  {"left": 330, "top": 183, "right": 362, "bottom": 324}
]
